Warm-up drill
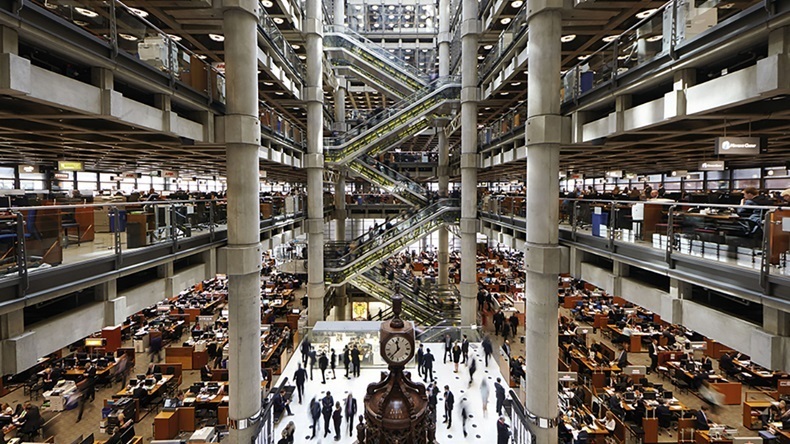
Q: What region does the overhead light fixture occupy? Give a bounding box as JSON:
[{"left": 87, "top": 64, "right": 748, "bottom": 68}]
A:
[
  {"left": 406, "top": 5, "right": 414, "bottom": 10},
  {"left": 372, "top": 5, "right": 379, "bottom": 10},
  {"left": 74, "top": 7, "right": 99, "bottom": 17},
  {"left": 646, "top": 35, "right": 662, "bottom": 42},
  {"left": 500, "top": 92, "right": 510, "bottom": 95},
  {"left": 291, "top": 44, "right": 300, "bottom": 49},
  {"left": 510, "top": 82, "right": 521, "bottom": 86},
  {"left": 500, "top": 17, "right": 512, "bottom": 24},
  {"left": 404, "top": 15, "right": 410, "bottom": 19},
  {"left": 128, "top": 7, "right": 148, "bottom": 18},
  {"left": 119, "top": 33, "right": 139, "bottom": 41},
  {"left": 511, "top": 0, "right": 524, "bottom": 7},
  {"left": 357, "top": 14, "right": 363, "bottom": 19},
  {"left": 577, "top": 55, "right": 588, "bottom": 60},
  {"left": 388, "top": 14, "right": 395, "bottom": 19},
  {"left": 617, "top": 55, "right": 629, "bottom": 60},
  {"left": 388, "top": 5, "right": 395, "bottom": 10},
  {"left": 404, "top": 23, "right": 411, "bottom": 27},
  {"left": 560, "top": 34, "right": 576, "bottom": 43},
  {"left": 263, "top": 81, "right": 274, "bottom": 86},
  {"left": 421, "top": 49, "right": 428, "bottom": 52},
  {"left": 197, "top": 54, "right": 207, "bottom": 59},
  {"left": 602, "top": 35, "right": 618, "bottom": 43},
  {"left": 374, "top": 23, "right": 380, "bottom": 27},
  {"left": 298, "top": 55, "right": 306, "bottom": 60},
  {"left": 477, "top": 55, "right": 484, "bottom": 60},
  {"left": 262, "top": 0, "right": 273, "bottom": 7},
  {"left": 483, "top": 44, "right": 493, "bottom": 50},
  {"left": 168, "top": 34, "right": 182, "bottom": 42},
  {"left": 275, "top": 91, "right": 284, "bottom": 95},
  {"left": 209, "top": 33, "right": 225, "bottom": 42},
  {"left": 636, "top": 8, "right": 658, "bottom": 19},
  {"left": 73, "top": 20, "right": 90, "bottom": 27},
  {"left": 355, "top": 5, "right": 362, "bottom": 10},
  {"left": 405, "top": 49, "right": 412, "bottom": 52},
  {"left": 273, "top": 17, "right": 284, "bottom": 24}
]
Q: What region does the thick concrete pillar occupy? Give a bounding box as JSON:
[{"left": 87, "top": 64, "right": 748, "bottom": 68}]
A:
[
  {"left": 524, "top": 0, "right": 562, "bottom": 440},
  {"left": 334, "top": 77, "right": 347, "bottom": 133},
  {"left": 222, "top": 1, "right": 263, "bottom": 441},
  {"left": 335, "top": 173, "right": 349, "bottom": 320},
  {"left": 0, "top": 310, "right": 23, "bottom": 341},
  {"left": 436, "top": 0, "right": 451, "bottom": 288},
  {"left": 305, "top": 0, "right": 325, "bottom": 325},
  {"left": 157, "top": 262, "right": 175, "bottom": 298},
  {"left": 612, "top": 261, "right": 629, "bottom": 296},
  {"left": 764, "top": 306, "right": 790, "bottom": 337},
  {"left": 0, "top": 27, "right": 18, "bottom": 54},
  {"left": 459, "top": 0, "right": 479, "bottom": 326},
  {"left": 334, "top": 0, "right": 345, "bottom": 28},
  {"left": 669, "top": 278, "right": 691, "bottom": 324}
]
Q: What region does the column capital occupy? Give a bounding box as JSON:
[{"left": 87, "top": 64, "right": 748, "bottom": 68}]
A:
[
  {"left": 527, "top": 0, "right": 564, "bottom": 18},
  {"left": 460, "top": 19, "right": 480, "bottom": 37},
  {"left": 221, "top": 114, "right": 261, "bottom": 145},
  {"left": 220, "top": 0, "right": 259, "bottom": 17},
  {"left": 526, "top": 114, "right": 563, "bottom": 145},
  {"left": 525, "top": 243, "right": 562, "bottom": 275},
  {"left": 304, "top": 153, "right": 324, "bottom": 169}
]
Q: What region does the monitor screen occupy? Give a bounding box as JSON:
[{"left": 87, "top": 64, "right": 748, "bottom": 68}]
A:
[
  {"left": 624, "top": 392, "right": 636, "bottom": 402},
  {"left": 663, "top": 391, "right": 673, "bottom": 399},
  {"left": 643, "top": 391, "right": 657, "bottom": 401}
]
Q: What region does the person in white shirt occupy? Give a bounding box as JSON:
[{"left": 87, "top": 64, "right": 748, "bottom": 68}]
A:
[{"left": 604, "top": 411, "right": 617, "bottom": 432}]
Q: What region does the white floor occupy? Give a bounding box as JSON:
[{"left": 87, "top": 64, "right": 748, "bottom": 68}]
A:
[{"left": 273, "top": 343, "right": 510, "bottom": 443}]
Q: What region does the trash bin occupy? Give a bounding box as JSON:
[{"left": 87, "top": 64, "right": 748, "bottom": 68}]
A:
[
  {"left": 108, "top": 210, "right": 127, "bottom": 232},
  {"left": 591, "top": 212, "right": 609, "bottom": 237}
]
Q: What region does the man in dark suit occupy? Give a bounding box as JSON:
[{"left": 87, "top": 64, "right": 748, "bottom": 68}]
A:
[
  {"left": 344, "top": 394, "right": 358, "bottom": 436},
  {"left": 648, "top": 338, "right": 659, "bottom": 374},
  {"left": 461, "top": 335, "right": 469, "bottom": 364},
  {"left": 422, "top": 348, "right": 435, "bottom": 381},
  {"left": 200, "top": 363, "right": 213, "bottom": 381},
  {"left": 443, "top": 334, "right": 452, "bottom": 364},
  {"left": 416, "top": 344, "right": 425, "bottom": 378},
  {"left": 494, "top": 377, "right": 506, "bottom": 415},
  {"left": 443, "top": 386, "right": 455, "bottom": 428},
  {"left": 613, "top": 347, "right": 628, "bottom": 368},
  {"left": 293, "top": 364, "right": 307, "bottom": 404},
  {"left": 497, "top": 416, "right": 511, "bottom": 444},
  {"left": 272, "top": 389, "right": 292, "bottom": 417},
  {"left": 695, "top": 405, "right": 711, "bottom": 430}
]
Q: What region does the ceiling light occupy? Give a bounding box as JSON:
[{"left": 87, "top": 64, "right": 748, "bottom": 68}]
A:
[
  {"left": 372, "top": 5, "right": 379, "bottom": 10},
  {"left": 510, "top": 82, "right": 521, "bottom": 86},
  {"left": 406, "top": 5, "right": 414, "bottom": 10},
  {"left": 602, "top": 35, "right": 618, "bottom": 43},
  {"left": 355, "top": 5, "right": 362, "bottom": 10},
  {"left": 500, "top": 92, "right": 510, "bottom": 95},
  {"left": 197, "top": 54, "right": 207, "bottom": 59},
  {"left": 119, "top": 33, "right": 138, "bottom": 41},
  {"left": 388, "top": 5, "right": 395, "bottom": 10},
  {"left": 420, "top": 14, "right": 427, "bottom": 19},
  {"left": 273, "top": 17, "right": 284, "bottom": 24},
  {"left": 374, "top": 23, "right": 380, "bottom": 27},
  {"left": 646, "top": 35, "right": 662, "bottom": 42},
  {"left": 73, "top": 20, "right": 90, "bottom": 27},
  {"left": 419, "top": 23, "right": 426, "bottom": 27},
  {"left": 168, "top": 34, "right": 182, "bottom": 42},
  {"left": 292, "top": 44, "right": 300, "bottom": 49},
  {"left": 404, "top": 55, "right": 411, "bottom": 59},
  {"left": 511, "top": 0, "right": 524, "bottom": 7},
  {"left": 298, "top": 55, "right": 306, "bottom": 60},
  {"left": 421, "top": 49, "right": 428, "bottom": 52},
  {"left": 560, "top": 34, "right": 576, "bottom": 43},
  {"left": 404, "top": 15, "right": 410, "bottom": 19},
  {"left": 209, "top": 33, "right": 225, "bottom": 42},
  {"left": 74, "top": 7, "right": 98, "bottom": 17},
  {"left": 388, "top": 14, "right": 395, "bottom": 19},
  {"left": 405, "top": 49, "right": 412, "bottom": 52},
  {"left": 404, "top": 23, "right": 411, "bottom": 27},
  {"left": 578, "top": 55, "right": 588, "bottom": 60},
  {"left": 636, "top": 8, "right": 658, "bottom": 19},
  {"left": 262, "top": 0, "right": 273, "bottom": 7},
  {"left": 500, "top": 17, "right": 512, "bottom": 24},
  {"left": 483, "top": 44, "right": 493, "bottom": 50},
  {"left": 275, "top": 92, "right": 284, "bottom": 95},
  {"left": 478, "top": 55, "right": 484, "bottom": 60},
  {"left": 292, "top": 107, "right": 300, "bottom": 110},
  {"left": 485, "top": 107, "right": 491, "bottom": 110},
  {"left": 357, "top": 14, "right": 363, "bottom": 18},
  {"left": 263, "top": 81, "right": 274, "bottom": 86},
  {"left": 128, "top": 7, "right": 148, "bottom": 18}
]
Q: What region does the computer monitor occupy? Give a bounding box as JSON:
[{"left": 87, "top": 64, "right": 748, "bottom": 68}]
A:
[
  {"left": 144, "top": 378, "right": 155, "bottom": 386},
  {"left": 192, "top": 330, "right": 203, "bottom": 340},
  {"left": 624, "top": 392, "right": 636, "bottom": 402},
  {"left": 162, "top": 398, "right": 178, "bottom": 411},
  {"left": 119, "top": 426, "right": 136, "bottom": 444},
  {"left": 663, "top": 391, "right": 673, "bottom": 400},
  {"left": 633, "top": 384, "right": 643, "bottom": 392},
  {"left": 643, "top": 391, "right": 657, "bottom": 401},
  {"left": 153, "top": 373, "right": 163, "bottom": 381},
  {"left": 136, "top": 374, "right": 146, "bottom": 381},
  {"left": 0, "top": 415, "right": 12, "bottom": 426},
  {"left": 80, "top": 433, "right": 95, "bottom": 444}
]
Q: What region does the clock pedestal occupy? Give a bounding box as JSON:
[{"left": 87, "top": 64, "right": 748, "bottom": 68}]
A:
[{"left": 362, "top": 294, "right": 434, "bottom": 443}]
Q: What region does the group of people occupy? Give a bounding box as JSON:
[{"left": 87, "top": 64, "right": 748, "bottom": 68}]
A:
[{"left": 298, "top": 340, "right": 363, "bottom": 390}]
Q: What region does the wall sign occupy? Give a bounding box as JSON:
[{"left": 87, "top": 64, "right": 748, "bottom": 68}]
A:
[
  {"left": 58, "top": 160, "right": 84, "bottom": 171},
  {"left": 699, "top": 160, "right": 725, "bottom": 171},
  {"left": 18, "top": 165, "right": 40, "bottom": 174},
  {"left": 714, "top": 137, "right": 762, "bottom": 155}
]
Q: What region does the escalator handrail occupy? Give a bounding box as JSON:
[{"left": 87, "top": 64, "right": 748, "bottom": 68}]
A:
[{"left": 356, "top": 155, "right": 427, "bottom": 198}]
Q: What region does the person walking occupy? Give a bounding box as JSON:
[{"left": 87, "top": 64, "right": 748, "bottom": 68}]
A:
[
  {"left": 460, "top": 399, "right": 470, "bottom": 437},
  {"left": 482, "top": 336, "right": 493, "bottom": 367},
  {"left": 480, "top": 378, "right": 490, "bottom": 417},
  {"left": 468, "top": 355, "right": 477, "bottom": 385},
  {"left": 461, "top": 335, "right": 469, "bottom": 363},
  {"left": 149, "top": 334, "right": 163, "bottom": 363},
  {"left": 495, "top": 377, "right": 506, "bottom": 415},
  {"left": 443, "top": 385, "right": 455, "bottom": 428},
  {"left": 423, "top": 348, "right": 435, "bottom": 381},
  {"left": 452, "top": 343, "right": 462, "bottom": 373},
  {"left": 648, "top": 338, "right": 659, "bottom": 375},
  {"left": 301, "top": 339, "right": 311, "bottom": 368},
  {"left": 427, "top": 382, "right": 439, "bottom": 423},
  {"left": 509, "top": 313, "right": 519, "bottom": 337},
  {"left": 293, "top": 364, "right": 307, "bottom": 404},
  {"left": 344, "top": 394, "right": 357, "bottom": 437},
  {"left": 308, "top": 347, "right": 317, "bottom": 381},
  {"left": 443, "top": 334, "right": 452, "bottom": 364},
  {"left": 493, "top": 310, "right": 505, "bottom": 336},
  {"left": 343, "top": 346, "right": 351, "bottom": 378},
  {"left": 497, "top": 416, "right": 511, "bottom": 444},
  {"left": 309, "top": 397, "right": 321, "bottom": 439},
  {"left": 330, "top": 349, "right": 337, "bottom": 380},
  {"left": 322, "top": 392, "right": 334, "bottom": 438},
  {"left": 332, "top": 401, "right": 342, "bottom": 440},
  {"left": 351, "top": 345, "right": 361, "bottom": 377},
  {"left": 319, "top": 352, "right": 329, "bottom": 384},
  {"left": 416, "top": 343, "right": 425, "bottom": 378}
]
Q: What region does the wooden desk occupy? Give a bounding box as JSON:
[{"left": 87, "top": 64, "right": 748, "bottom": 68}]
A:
[
  {"left": 115, "top": 374, "right": 174, "bottom": 398},
  {"left": 742, "top": 400, "right": 772, "bottom": 429},
  {"left": 154, "top": 410, "right": 178, "bottom": 440},
  {"left": 709, "top": 379, "right": 742, "bottom": 405},
  {"left": 607, "top": 325, "right": 645, "bottom": 352},
  {"left": 694, "top": 430, "right": 733, "bottom": 443}
]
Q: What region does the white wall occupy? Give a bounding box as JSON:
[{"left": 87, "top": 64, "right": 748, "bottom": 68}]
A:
[
  {"left": 580, "top": 262, "right": 614, "bottom": 293},
  {"left": 620, "top": 278, "right": 675, "bottom": 322}
]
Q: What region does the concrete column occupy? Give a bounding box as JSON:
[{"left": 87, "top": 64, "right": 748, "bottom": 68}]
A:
[
  {"left": 334, "top": 0, "right": 345, "bottom": 28},
  {"left": 0, "top": 27, "right": 18, "bottom": 54},
  {"left": 334, "top": 77, "right": 347, "bottom": 133},
  {"left": 335, "top": 173, "right": 349, "bottom": 320},
  {"left": 436, "top": 0, "right": 451, "bottom": 288},
  {"left": 305, "top": 0, "right": 325, "bottom": 325},
  {"left": 612, "top": 261, "right": 629, "bottom": 296},
  {"left": 665, "top": 69, "right": 695, "bottom": 119},
  {"left": 524, "top": 0, "right": 562, "bottom": 440},
  {"left": 157, "top": 262, "right": 175, "bottom": 298},
  {"left": 764, "top": 306, "right": 790, "bottom": 337},
  {"left": 222, "top": 1, "right": 263, "bottom": 442},
  {"left": 669, "top": 278, "right": 691, "bottom": 324},
  {"left": 0, "top": 310, "right": 23, "bottom": 340},
  {"left": 459, "top": 0, "right": 479, "bottom": 326},
  {"left": 613, "top": 95, "right": 631, "bottom": 134},
  {"left": 155, "top": 94, "right": 174, "bottom": 133},
  {"left": 202, "top": 248, "right": 218, "bottom": 279}
]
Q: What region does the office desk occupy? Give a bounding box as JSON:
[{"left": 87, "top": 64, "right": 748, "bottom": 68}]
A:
[
  {"left": 607, "top": 325, "right": 647, "bottom": 352},
  {"left": 114, "top": 374, "right": 174, "bottom": 401},
  {"left": 709, "top": 379, "right": 742, "bottom": 405},
  {"left": 694, "top": 430, "right": 733, "bottom": 443},
  {"left": 742, "top": 400, "right": 773, "bottom": 429},
  {"left": 154, "top": 410, "right": 179, "bottom": 440}
]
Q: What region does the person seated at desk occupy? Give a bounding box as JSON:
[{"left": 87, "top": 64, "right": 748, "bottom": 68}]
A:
[
  {"left": 695, "top": 405, "right": 712, "bottom": 430},
  {"left": 761, "top": 403, "right": 781, "bottom": 426},
  {"left": 611, "top": 347, "right": 628, "bottom": 368},
  {"left": 200, "top": 363, "right": 213, "bottom": 381},
  {"left": 700, "top": 355, "right": 714, "bottom": 372},
  {"left": 719, "top": 351, "right": 738, "bottom": 377},
  {"left": 612, "top": 374, "right": 632, "bottom": 392},
  {"left": 608, "top": 393, "right": 625, "bottom": 419},
  {"left": 604, "top": 411, "right": 617, "bottom": 432},
  {"left": 15, "top": 402, "right": 42, "bottom": 441}
]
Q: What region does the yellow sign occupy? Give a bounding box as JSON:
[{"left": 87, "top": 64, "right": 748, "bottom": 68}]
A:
[
  {"left": 57, "top": 160, "right": 84, "bottom": 171},
  {"left": 352, "top": 302, "right": 368, "bottom": 320}
]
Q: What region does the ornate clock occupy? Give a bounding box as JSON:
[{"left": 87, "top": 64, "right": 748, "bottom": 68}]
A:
[{"left": 363, "top": 293, "right": 434, "bottom": 443}]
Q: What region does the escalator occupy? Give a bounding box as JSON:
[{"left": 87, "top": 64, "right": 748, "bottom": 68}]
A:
[
  {"left": 348, "top": 273, "right": 444, "bottom": 325},
  {"left": 324, "top": 199, "right": 460, "bottom": 286},
  {"left": 324, "top": 25, "right": 427, "bottom": 96},
  {"left": 331, "top": 60, "right": 407, "bottom": 101},
  {"left": 349, "top": 155, "right": 428, "bottom": 206},
  {"left": 324, "top": 79, "right": 460, "bottom": 165}
]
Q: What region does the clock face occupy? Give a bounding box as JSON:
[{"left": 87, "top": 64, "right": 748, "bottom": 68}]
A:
[{"left": 384, "top": 336, "right": 413, "bottom": 364}]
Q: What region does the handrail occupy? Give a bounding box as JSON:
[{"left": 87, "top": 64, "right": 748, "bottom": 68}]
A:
[
  {"left": 478, "top": 2, "right": 528, "bottom": 80},
  {"left": 478, "top": 102, "right": 527, "bottom": 148},
  {"left": 324, "top": 25, "right": 428, "bottom": 83},
  {"left": 258, "top": 0, "right": 306, "bottom": 79},
  {"left": 354, "top": 156, "right": 427, "bottom": 199}
]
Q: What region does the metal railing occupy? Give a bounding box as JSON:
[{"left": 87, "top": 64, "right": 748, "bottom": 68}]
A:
[
  {"left": 258, "top": 0, "right": 306, "bottom": 79},
  {"left": 478, "top": 2, "right": 528, "bottom": 79},
  {"left": 478, "top": 102, "right": 527, "bottom": 148}
]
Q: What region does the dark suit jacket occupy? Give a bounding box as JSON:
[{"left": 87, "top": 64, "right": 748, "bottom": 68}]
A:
[
  {"left": 495, "top": 382, "right": 505, "bottom": 400},
  {"left": 695, "top": 410, "right": 710, "bottom": 430},
  {"left": 444, "top": 391, "right": 454, "bottom": 410},
  {"left": 616, "top": 350, "right": 628, "bottom": 368}
]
